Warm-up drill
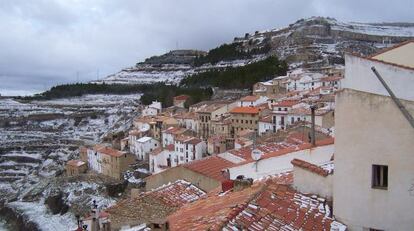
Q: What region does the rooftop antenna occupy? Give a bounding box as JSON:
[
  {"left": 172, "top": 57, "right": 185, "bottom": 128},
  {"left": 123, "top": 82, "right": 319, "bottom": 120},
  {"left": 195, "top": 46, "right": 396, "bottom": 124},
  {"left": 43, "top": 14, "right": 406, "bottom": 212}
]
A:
[{"left": 251, "top": 132, "right": 263, "bottom": 172}]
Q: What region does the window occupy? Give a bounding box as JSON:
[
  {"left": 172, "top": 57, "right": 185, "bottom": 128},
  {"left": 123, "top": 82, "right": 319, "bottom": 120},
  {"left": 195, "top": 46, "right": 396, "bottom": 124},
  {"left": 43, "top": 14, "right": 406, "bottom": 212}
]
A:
[{"left": 372, "top": 165, "right": 388, "bottom": 189}]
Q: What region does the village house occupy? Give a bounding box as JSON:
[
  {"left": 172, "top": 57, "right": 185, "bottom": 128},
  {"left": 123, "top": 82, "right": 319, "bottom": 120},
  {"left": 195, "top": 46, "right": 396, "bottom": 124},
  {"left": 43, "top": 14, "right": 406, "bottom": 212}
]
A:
[
  {"left": 287, "top": 105, "right": 335, "bottom": 129},
  {"left": 86, "top": 145, "right": 136, "bottom": 180},
  {"left": 210, "top": 115, "right": 232, "bottom": 138},
  {"left": 238, "top": 95, "right": 268, "bottom": 107},
  {"left": 133, "top": 136, "right": 160, "bottom": 161},
  {"left": 174, "top": 112, "right": 198, "bottom": 132},
  {"left": 172, "top": 94, "right": 189, "bottom": 108},
  {"left": 229, "top": 106, "right": 261, "bottom": 136},
  {"left": 174, "top": 135, "right": 206, "bottom": 163},
  {"left": 223, "top": 137, "right": 334, "bottom": 180},
  {"left": 252, "top": 75, "right": 287, "bottom": 96},
  {"left": 207, "top": 135, "right": 234, "bottom": 155},
  {"left": 258, "top": 114, "right": 273, "bottom": 136},
  {"left": 105, "top": 180, "right": 205, "bottom": 230},
  {"left": 148, "top": 115, "right": 179, "bottom": 140},
  {"left": 333, "top": 42, "right": 414, "bottom": 230},
  {"left": 286, "top": 72, "right": 323, "bottom": 92},
  {"left": 161, "top": 126, "right": 188, "bottom": 147},
  {"left": 196, "top": 101, "right": 236, "bottom": 138},
  {"left": 145, "top": 155, "right": 236, "bottom": 192},
  {"left": 65, "top": 160, "right": 87, "bottom": 176},
  {"left": 270, "top": 99, "right": 300, "bottom": 132},
  {"left": 142, "top": 101, "right": 162, "bottom": 117}
]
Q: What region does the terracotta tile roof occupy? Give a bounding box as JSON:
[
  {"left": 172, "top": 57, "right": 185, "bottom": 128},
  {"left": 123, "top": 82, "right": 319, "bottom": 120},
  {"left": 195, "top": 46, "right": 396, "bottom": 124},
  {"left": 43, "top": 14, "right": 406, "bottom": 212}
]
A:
[
  {"left": 291, "top": 158, "right": 330, "bottom": 177},
  {"left": 168, "top": 175, "right": 345, "bottom": 231},
  {"left": 175, "top": 135, "right": 202, "bottom": 145},
  {"left": 230, "top": 106, "right": 260, "bottom": 114},
  {"left": 320, "top": 76, "right": 343, "bottom": 82},
  {"left": 259, "top": 115, "right": 272, "bottom": 123},
  {"left": 241, "top": 95, "right": 260, "bottom": 102},
  {"left": 67, "top": 159, "right": 86, "bottom": 167},
  {"left": 150, "top": 179, "right": 206, "bottom": 207},
  {"left": 174, "top": 95, "right": 190, "bottom": 101},
  {"left": 107, "top": 180, "right": 205, "bottom": 230},
  {"left": 183, "top": 156, "right": 236, "bottom": 181},
  {"left": 162, "top": 126, "right": 187, "bottom": 135},
  {"left": 94, "top": 145, "right": 126, "bottom": 157},
  {"left": 150, "top": 147, "right": 164, "bottom": 156},
  {"left": 223, "top": 183, "right": 345, "bottom": 231},
  {"left": 168, "top": 181, "right": 264, "bottom": 231},
  {"left": 272, "top": 100, "right": 299, "bottom": 108}
]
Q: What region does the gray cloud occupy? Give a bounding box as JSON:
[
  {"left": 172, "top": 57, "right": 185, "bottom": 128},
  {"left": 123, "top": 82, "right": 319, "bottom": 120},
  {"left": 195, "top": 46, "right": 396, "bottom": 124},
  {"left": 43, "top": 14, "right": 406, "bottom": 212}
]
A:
[{"left": 0, "top": 0, "right": 413, "bottom": 95}]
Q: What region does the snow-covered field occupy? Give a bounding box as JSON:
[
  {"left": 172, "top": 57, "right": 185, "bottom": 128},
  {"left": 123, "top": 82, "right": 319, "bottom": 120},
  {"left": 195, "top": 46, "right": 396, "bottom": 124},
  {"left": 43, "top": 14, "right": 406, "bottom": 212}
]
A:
[{"left": 0, "top": 94, "right": 141, "bottom": 230}]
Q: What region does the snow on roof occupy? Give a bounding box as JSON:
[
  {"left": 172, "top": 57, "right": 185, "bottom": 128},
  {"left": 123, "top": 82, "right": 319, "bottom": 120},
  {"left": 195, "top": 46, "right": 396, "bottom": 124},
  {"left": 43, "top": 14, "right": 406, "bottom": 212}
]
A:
[
  {"left": 137, "top": 136, "right": 153, "bottom": 143},
  {"left": 168, "top": 175, "right": 346, "bottom": 230},
  {"left": 67, "top": 160, "right": 86, "bottom": 167},
  {"left": 291, "top": 158, "right": 332, "bottom": 177}
]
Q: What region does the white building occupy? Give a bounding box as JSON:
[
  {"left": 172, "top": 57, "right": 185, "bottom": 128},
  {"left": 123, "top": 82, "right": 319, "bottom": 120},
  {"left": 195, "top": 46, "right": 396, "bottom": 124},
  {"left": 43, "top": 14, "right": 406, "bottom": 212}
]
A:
[
  {"left": 286, "top": 73, "right": 323, "bottom": 92},
  {"left": 334, "top": 42, "right": 414, "bottom": 231},
  {"left": 161, "top": 127, "right": 188, "bottom": 148},
  {"left": 134, "top": 136, "right": 160, "bottom": 160},
  {"left": 258, "top": 115, "right": 273, "bottom": 135},
  {"left": 87, "top": 146, "right": 102, "bottom": 173},
  {"left": 174, "top": 136, "right": 206, "bottom": 163},
  {"left": 142, "top": 101, "right": 162, "bottom": 117},
  {"left": 238, "top": 95, "right": 268, "bottom": 107}
]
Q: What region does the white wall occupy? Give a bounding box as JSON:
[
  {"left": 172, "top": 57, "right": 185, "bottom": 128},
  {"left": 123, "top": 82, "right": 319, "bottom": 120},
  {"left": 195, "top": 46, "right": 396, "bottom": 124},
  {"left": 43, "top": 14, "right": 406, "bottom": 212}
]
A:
[
  {"left": 343, "top": 54, "right": 414, "bottom": 101},
  {"left": 334, "top": 89, "right": 414, "bottom": 231},
  {"left": 227, "top": 144, "right": 334, "bottom": 180},
  {"left": 293, "top": 166, "right": 333, "bottom": 200}
]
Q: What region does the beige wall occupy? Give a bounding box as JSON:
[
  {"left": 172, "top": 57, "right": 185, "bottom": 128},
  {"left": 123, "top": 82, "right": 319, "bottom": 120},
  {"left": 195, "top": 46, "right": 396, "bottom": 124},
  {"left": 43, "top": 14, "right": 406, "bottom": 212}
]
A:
[
  {"left": 293, "top": 166, "right": 333, "bottom": 200},
  {"left": 372, "top": 42, "right": 414, "bottom": 68},
  {"left": 334, "top": 89, "right": 414, "bottom": 231},
  {"left": 101, "top": 153, "right": 136, "bottom": 180},
  {"left": 65, "top": 164, "right": 87, "bottom": 176},
  {"left": 145, "top": 166, "right": 221, "bottom": 192},
  {"left": 231, "top": 113, "right": 259, "bottom": 136}
]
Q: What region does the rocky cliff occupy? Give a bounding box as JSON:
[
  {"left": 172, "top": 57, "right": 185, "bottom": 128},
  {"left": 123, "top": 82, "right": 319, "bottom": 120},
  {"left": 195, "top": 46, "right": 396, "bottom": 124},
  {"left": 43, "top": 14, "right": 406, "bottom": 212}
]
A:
[{"left": 97, "top": 16, "right": 414, "bottom": 85}]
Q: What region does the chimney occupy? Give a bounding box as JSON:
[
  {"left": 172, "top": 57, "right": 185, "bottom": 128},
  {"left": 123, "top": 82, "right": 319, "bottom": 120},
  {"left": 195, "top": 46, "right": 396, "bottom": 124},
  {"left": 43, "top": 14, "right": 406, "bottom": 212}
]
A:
[
  {"left": 310, "top": 105, "right": 316, "bottom": 146},
  {"left": 221, "top": 169, "right": 234, "bottom": 192}
]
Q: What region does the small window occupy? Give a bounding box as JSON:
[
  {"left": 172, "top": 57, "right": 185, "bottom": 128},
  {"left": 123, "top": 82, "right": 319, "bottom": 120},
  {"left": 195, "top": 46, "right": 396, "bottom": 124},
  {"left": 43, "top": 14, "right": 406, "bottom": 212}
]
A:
[{"left": 372, "top": 165, "right": 388, "bottom": 189}]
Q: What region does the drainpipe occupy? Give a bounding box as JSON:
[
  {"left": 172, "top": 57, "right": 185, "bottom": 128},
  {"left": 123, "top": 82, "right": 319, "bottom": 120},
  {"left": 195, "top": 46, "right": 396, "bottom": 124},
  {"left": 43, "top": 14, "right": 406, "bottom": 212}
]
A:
[{"left": 310, "top": 105, "right": 316, "bottom": 146}]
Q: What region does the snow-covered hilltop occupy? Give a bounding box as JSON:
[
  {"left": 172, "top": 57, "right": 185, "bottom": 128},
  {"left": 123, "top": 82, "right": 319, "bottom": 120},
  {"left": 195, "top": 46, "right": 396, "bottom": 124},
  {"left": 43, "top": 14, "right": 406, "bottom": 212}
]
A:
[{"left": 95, "top": 17, "right": 414, "bottom": 86}]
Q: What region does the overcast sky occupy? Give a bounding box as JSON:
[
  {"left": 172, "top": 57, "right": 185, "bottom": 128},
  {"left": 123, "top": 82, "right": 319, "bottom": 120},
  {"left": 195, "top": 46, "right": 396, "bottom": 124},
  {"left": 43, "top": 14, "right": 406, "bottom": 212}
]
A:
[{"left": 1, "top": 0, "right": 413, "bottom": 95}]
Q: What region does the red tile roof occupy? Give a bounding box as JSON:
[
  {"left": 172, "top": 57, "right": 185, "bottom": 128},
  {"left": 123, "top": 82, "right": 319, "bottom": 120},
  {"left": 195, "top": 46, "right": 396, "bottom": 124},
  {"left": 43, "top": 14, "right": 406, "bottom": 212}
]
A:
[
  {"left": 230, "top": 106, "right": 260, "bottom": 114},
  {"left": 291, "top": 158, "right": 330, "bottom": 177},
  {"left": 320, "top": 76, "right": 343, "bottom": 82},
  {"left": 174, "top": 95, "right": 190, "bottom": 101},
  {"left": 94, "top": 145, "right": 126, "bottom": 157},
  {"left": 168, "top": 175, "right": 345, "bottom": 231},
  {"left": 241, "top": 95, "right": 260, "bottom": 102},
  {"left": 150, "top": 180, "right": 206, "bottom": 207},
  {"left": 67, "top": 159, "right": 86, "bottom": 167},
  {"left": 272, "top": 100, "right": 299, "bottom": 108},
  {"left": 183, "top": 156, "right": 236, "bottom": 181}
]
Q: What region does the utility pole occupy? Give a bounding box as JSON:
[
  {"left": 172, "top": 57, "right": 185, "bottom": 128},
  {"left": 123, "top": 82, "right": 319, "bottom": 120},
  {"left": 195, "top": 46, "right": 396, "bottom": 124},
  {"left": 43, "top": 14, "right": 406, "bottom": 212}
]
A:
[{"left": 310, "top": 105, "right": 316, "bottom": 146}]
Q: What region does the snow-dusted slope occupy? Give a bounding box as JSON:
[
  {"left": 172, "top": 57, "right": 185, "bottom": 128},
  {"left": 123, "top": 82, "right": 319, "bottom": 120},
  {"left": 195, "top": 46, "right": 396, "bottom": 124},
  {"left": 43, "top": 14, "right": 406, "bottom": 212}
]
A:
[{"left": 96, "top": 17, "right": 414, "bottom": 86}]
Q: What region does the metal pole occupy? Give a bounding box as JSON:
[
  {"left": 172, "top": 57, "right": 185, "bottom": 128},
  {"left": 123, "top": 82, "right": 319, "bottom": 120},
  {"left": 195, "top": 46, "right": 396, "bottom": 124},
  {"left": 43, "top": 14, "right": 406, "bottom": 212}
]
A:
[
  {"left": 371, "top": 67, "right": 414, "bottom": 129},
  {"left": 310, "top": 105, "right": 316, "bottom": 146}
]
